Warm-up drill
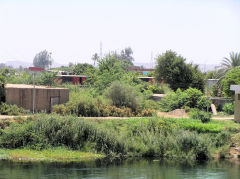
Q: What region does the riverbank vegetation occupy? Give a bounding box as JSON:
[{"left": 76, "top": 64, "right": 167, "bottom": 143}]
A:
[
  {"left": 0, "top": 148, "right": 105, "bottom": 162},
  {"left": 0, "top": 114, "right": 239, "bottom": 162},
  {"left": 0, "top": 49, "right": 240, "bottom": 162}
]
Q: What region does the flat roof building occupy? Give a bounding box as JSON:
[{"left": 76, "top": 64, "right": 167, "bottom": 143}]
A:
[{"left": 5, "top": 84, "right": 69, "bottom": 112}]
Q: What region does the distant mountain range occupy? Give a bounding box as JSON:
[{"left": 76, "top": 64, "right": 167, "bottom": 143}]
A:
[
  {"left": 134, "top": 62, "right": 219, "bottom": 72},
  {"left": 1, "top": 60, "right": 219, "bottom": 72},
  {"left": 1, "top": 60, "right": 63, "bottom": 69}
]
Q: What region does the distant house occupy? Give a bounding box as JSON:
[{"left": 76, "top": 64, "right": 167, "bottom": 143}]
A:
[
  {"left": 56, "top": 75, "right": 88, "bottom": 85},
  {"left": 55, "top": 71, "right": 88, "bottom": 85},
  {"left": 128, "top": 66, "right": 154, "bottom": 76},
  {"left": 5, "top": 84, "right": 69, "bottom": 112},
  {"left": 138, "top": 77, "right": 155, "bottom": 84}
]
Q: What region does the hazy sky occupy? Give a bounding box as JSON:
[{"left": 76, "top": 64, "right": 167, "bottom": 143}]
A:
[{"left": 0, "top": 0, "right": 239, "bottom": 66}]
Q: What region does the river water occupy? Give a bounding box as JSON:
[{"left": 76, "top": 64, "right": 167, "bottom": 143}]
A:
[{"left": 0, "top": 159, "right": 239, "bottom": 179}]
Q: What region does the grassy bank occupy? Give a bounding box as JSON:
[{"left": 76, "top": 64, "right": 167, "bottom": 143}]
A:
[
  {"left": 0, "top": 114, "right": 239, "bottom": 162},
  {"left": 0, "top": 147, "right": 105, "bottom": 162}
]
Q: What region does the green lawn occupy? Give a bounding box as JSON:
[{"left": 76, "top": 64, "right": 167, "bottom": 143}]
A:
[{"left": 0, "top": 147, "right": 105, "bottom": 162}]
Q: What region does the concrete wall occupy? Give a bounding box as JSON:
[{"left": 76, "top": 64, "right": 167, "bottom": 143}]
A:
[
  {"left": 6, "top": 87, "right": 69, "bottom": 112},
  {"left": 234, "top": 93, "right": 240, "bottom": 122},
  {"left": 210, "top": 97, "right": 233, "bottom": 109}
]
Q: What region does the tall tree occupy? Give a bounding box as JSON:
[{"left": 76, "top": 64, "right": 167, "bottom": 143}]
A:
[
  {"left": 218, "top": 52, "right": 240, "bottom": 78},
  {"left": 91, "top": 53, "right": 99, "bottom": 66},
  {"left": 33, "top": 50, "right": 53, "bottom": 69},
  {"left": 120, "top": 47, "right": 134, "bottom": 65},
  {"left": 221, "top": 52, "right": 240, "bottom": 70},
  {"left": 155, "top": 50, "right": 204, "bottom": 91}
]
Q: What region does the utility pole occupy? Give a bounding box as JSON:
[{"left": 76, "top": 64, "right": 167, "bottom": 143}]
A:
[{"left": 100, "top": 41, "right": 102, "bottom": 59}]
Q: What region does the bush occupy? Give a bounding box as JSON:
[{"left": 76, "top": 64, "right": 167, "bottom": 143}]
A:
[
  {"left": 147, "top": 83, "right": 172, "bottom": 94},
  {"left": 0, "top": 114, "right": 126, "bottom": 155},
  {"left": 159, "top": 88, "right": 211, "bottom": 112},
  {"left": 215, "top": 131, "right": 231, "bottom": 147},
  {"left": 104, "top": 81, "right": 140, "bottom": 111},
  {"left": 222, "top": 103, "right": 234, "bottom": 115},
  {"left": 189, "top": 109, "right": 212, "bottom": 123},
  {"left": 222, "top": 67, "right": 240, "bottom": 98},
  {"left": 52, "top": 90, "right": 154, "bottom": 117},
  {"left": 0, "top": 103, "right": 25, "bottom": 115}
]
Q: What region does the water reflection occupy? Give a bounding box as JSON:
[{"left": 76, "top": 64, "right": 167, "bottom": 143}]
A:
[{"left": 0, "top": 159, "right": 239, "bottom": 179}]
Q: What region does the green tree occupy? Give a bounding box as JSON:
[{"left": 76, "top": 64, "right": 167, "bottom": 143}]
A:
[
  {"left": 91, "top": 53, "right": 99, "bottom": 66},
  {"left": 217, "top": 52, "right": 240, "bottom": 79},
  {"left": 120, "top": 47, "right": 134, "bottom": 65},
  {"left": 86, "top": 55, "right": 126, "bottom": 95},
  {"left": 33, "top": 50, "right": 53, "bottom": 69},
  {"left": 73, "top": 63, "right": 95, "bottom": 75},
  {"left": 155, "top": 50, "right": 204, "bottom": 91},
  {"left": 0, "top": 75, "right": 6, "bottom": 104},
  {"left": 221, "top": 52, "right": 240, "bottom": 71},
  {"left": 222, "top": 67, "right": 240, "bottom": 97},
  {"left": 39, "top": 72, "right": 57, "bottom": 86}
]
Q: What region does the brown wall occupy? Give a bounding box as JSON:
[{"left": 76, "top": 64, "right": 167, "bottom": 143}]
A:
[
  {"left": 235, "top": 93, "right": 240, "bottom": 122},
  {"left": 6, "top": 87, "right": 69, "bottom": 112}
]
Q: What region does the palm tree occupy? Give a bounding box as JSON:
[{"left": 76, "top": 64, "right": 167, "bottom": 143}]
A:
[
  {"left": 221, "top": 52, "right": 240, "bottom": 71},
  {"left": 216, "top": 52, "right": 240, "bottom": 79}
]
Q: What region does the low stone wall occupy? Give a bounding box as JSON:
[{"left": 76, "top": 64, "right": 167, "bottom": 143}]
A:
[{"left": 209, "top": 97, "right": 233, "bottom": 109}]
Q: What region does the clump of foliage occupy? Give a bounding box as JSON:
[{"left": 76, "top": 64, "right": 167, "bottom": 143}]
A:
[
  {"left": 104, "top": 81, "right": 139, "bottom": 111},
  {"left": 210, "top": 84, "right": 224, "bottom": 97},
  {"left": 222, "top": 103, "right": 234, "bottom": 115},
  {"left": 222, "top": 67, "right": 240, "bottom": 98},
  {"left": 0, "top": 103, "right": 25, "bottom": 115},
  {"left": 159, "top": 88, "right": 210, "bottom": 112},
  {"left": 33, "top": 50, "right": 53, "bottom": 69},
  {"left": 155, "top": 50, "right": 204, "bottom": 91},
  {"left": 0, "top": 115, "right": 213, "bottom": 160},
  {"left": 215, "top": 131, "right": 231, "bottom": 147},
  {"left": 0, "top": 75, "right": 6, "bottom": 104},
  {"left": 147, "top": 83, "right": 171, "bottom": 94},
  {"left": 73, "top": 63, "right": 95, "bottom": 75},
  {"left": 52, "top": 90, "right": 154, "bottom": 117},
  {"left": 39, "top": 72, "right": 57, "bottom": 86},
  {"left": 189, "top": 109, "right": 212, "bottom": 123}
]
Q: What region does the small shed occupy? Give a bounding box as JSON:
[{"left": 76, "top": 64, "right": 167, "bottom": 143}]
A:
[
  {"left": 230, "top": 85, "right": 240, "bottom": 122},
  {"left": 5, "top": 84, "right": 69, "bottom": 112}
]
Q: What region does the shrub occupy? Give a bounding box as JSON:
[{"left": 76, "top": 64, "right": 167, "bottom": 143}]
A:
[
  {"left": 222, "top": 67, "right": 240, "bottom": 98},
  {"left": 0, "top": 103, "right": 25, "bottom": 115},
  {"left": 189, "top": 109, "right": 212, "bottom": 123},
  {"left": 104, "top": 81, "right": 140, "bottom": 111},
  {"left": 159, "top": 87, "right": 211, "bottom": 112},
  {"left": 222, "top": 103, "right": 234, "bottom": 115},
  {"left": 0, "top": 114, "right": 126, "bottom": 155},
  {"left": 215, "top": 131, "right": 231, "bottom": 147},
  {"left": 147, "top": 83, "right": 172, "bottom": 94}
]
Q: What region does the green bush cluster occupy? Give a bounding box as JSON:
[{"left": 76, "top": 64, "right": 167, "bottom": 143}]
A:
[
  {"left": 0, "top": 115, "right": 125, "bottom": 155},
  {"left": 0, "top": 115, "right": 212, "bottom": 160},
  {"left": 189, "top": 109, "right": 212, "bottom": 123},
  {"left": 147, "top": 83, "right": 171, "bottom": 94},
  {"left": 222, "top": 103, "right": 234, "bottom": 115},
  {"left": 159, "top": 88, "right": 210, "bottom": 112},
  {"left": 0, "top": 103, "right": 25, "bottom": 116},
  {"left": 104, "top": 81, "right": 139, "bottom": 111},
  {"left": 52, "top": 91, "right": 155, "bottom": 117}
]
